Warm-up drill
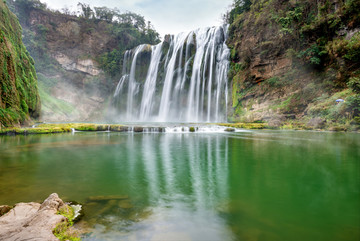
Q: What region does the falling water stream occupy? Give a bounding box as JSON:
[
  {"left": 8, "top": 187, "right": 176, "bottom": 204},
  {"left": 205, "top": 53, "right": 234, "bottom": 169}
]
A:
[{"left": 113, "top": 25, "right": 230, "bottom": 122}]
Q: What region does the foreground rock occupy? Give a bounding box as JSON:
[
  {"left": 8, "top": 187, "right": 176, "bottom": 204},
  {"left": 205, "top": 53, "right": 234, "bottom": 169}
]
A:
[{"left": 0, "top": 193, "right": 71, "bottom": 241}]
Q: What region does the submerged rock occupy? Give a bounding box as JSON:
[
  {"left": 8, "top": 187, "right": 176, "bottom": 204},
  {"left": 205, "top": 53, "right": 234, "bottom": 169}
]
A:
[
  {"left": 0, "top": 193, "right": 72, "bottom": 241},
  {"left": 224, "top": 128, "right": 236, "bottom": 132},
  {"left": 87, "top": 195, "right": 129, "bottom": 202},
  {"left": 133, "top": 127, "right": 144, "bottom": 132},
  {"left": 189, "top": 127, "right": 196, "bottom": 132}
]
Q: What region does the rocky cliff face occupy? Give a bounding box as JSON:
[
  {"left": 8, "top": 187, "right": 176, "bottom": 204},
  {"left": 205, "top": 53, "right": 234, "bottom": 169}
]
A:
[
  {"left": 16, "top": 5, "right": 114, "bottom": 121},
  {"left": 8, "top": 0, "right": 159, "bottom": 122},
  {"left": 0, "top": 1, "right": 40, "bottom": 128},
  {"left": 227, "top": 0, "right": 360, "bottom": 130}
]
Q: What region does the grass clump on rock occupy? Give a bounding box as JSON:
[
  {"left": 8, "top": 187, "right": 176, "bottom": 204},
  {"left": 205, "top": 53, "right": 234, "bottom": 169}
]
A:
[
  {"left": 218, "top": 122, "right": 268, "bottom": 129},
  {"left": 53, "top": 205, "right": 80, "bottom": 241}
]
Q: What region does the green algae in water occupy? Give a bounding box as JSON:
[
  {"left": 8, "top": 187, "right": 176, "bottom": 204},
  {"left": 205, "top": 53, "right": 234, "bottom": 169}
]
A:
[{"left": 0, "top": 131, "right": 359, "bottom": 241}]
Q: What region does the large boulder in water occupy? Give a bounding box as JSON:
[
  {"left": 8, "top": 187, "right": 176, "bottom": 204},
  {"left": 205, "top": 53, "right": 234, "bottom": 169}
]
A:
[{"left": 0, "top": 193, "right": 68, "bottom": 241}]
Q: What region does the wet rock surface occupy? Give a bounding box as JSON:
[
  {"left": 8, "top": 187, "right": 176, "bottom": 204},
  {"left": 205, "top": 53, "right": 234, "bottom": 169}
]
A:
[{"left": 0, "top": 193, "right": 67, "bottom": 241}]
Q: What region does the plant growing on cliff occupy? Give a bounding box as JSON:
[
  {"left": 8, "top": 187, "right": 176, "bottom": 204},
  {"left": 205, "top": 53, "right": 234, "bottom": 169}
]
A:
[
  {"left": 297, "top": 43, "right": 327, "bottom": 66},
  {"left": 343, "top": 33, "right": 360, "bottom": 62},
  {"left": 348, "top": 77, "right": 360, "bottom": 93},
  {"left": 275, "top": 6, "right": 303, "bottom": 35},
  {"left": 345, "top": 94, "right": 360, "bottom": 119},
  {"left": 0, "top": 1, "right": 40, "bottom": 127},
  {"left": 224, "top": 0, "right": 252, "bottom": 24}
]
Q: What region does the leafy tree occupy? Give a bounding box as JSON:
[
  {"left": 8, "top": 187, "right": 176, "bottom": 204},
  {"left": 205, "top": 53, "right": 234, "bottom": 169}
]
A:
[
  {"left": 94, "top": 6, "right": 115, "bottom": 22},
  {"left": 225, "top": 0, "right": 252, "bottom": 24},
  {"left": 77, "top": 2, "right": 93, "bottom": 19},
  {"left": 15, "top": 0, "right": 46, "bottom": 10},
  {"left": 9, "top": 0, "right": 160, "bottom": 78}
]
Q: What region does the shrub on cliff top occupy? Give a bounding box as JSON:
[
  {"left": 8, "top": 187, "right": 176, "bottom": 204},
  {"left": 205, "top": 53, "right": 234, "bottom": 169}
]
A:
[{"left": 224, "top": 0, "right": 252, "bottom": 24}]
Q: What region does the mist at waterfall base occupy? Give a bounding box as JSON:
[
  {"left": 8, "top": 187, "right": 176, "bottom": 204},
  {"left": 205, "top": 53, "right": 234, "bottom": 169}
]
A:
[{"left": 106, "top": 25, "right": 230, "bottom": 123}]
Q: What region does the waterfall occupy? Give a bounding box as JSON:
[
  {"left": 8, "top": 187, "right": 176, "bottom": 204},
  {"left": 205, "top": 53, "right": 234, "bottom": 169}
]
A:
[{"left": 112, "top": 25, "right": 230, "bottom": 123}]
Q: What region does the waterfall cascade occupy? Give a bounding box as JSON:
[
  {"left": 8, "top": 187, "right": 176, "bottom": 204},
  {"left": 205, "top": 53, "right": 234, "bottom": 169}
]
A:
[{"left": 113, "top": 25, "right": 230, "bottom": 122}]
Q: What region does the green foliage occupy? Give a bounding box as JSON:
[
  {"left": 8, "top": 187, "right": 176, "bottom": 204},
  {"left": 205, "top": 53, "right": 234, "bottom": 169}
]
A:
[
  {"left": 347, "top": 77, "right": 360, "bottom": 93},
  {"left": 346, "top": 94, "right": 360, "bottom": 117},
  {"left": 0, "top": 123, "right": 128, "bottom": 135},
  {"left": 271, "top": 95, "right": 294, "bottom": 112},
  {"left": 6, "top": 0, "right": 46, "bottom": 23},
  {"left": 94, "top": 6, "right": 115, "bottom": 22},
  {"left": 266, "top": 76, "right": 281, "bottom": 87},
  {"left": 0, "top": 108, "right": 19, "bottom": 127},
  {"left": 344, "top": 0, "right": 360, "bottom": 26},
  {"left": 226, "top": 0, "right": 360, "bottom": 128},
  {"left": 53, "top": 205, "right": 79, "bottom": 241},
  {"left": 218, "top": 122, "right": 267, "bottom": 129},
  {"left": 10, "top": 0, "right": 160, "bottom": 78},
  {"left": 97, "top": 18, "right": 159, "bottom": 77},
  {"left": 98, "top": 49, "right": 123, "bottom": 78},
  {"left": 305, "top": 89, "right": 360, "bottom": 126},
  {"left": 343, "top": 33, "right": 360, "bottom": 62},
  {"left": 297, "top": 43, "right": 327, "bottom": 66},
  {"left": 228, "top": 62, "right": 245, "bottom": 80},
  {"left": 225, "top": 0, "right": 252, "bottom": 24},
  {"left": 276, "top": 6, "right": 303, "bottom": 34},
  {"left": 0, "top": 1, "right": 40, "bottom": 127}
]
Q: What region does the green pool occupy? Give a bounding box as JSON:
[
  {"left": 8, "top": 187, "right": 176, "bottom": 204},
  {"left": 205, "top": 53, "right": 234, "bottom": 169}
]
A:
[{"left": 0, "top": 130, "right": 359, "bottom": 241}]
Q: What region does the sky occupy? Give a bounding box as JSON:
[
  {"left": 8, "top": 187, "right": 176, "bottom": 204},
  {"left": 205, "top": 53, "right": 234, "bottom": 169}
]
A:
[{"left": 40, "top": 0, "right": 233, "bottom": 37}]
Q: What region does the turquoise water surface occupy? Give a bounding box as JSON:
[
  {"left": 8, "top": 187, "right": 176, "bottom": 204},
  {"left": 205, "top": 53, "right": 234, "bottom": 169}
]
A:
[{"left": 0, "top": 130, "right": 359, "bottom": 240}]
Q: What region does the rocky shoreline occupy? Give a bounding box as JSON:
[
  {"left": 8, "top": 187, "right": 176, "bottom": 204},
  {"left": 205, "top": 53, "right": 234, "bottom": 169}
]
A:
[
  {"left": 0, "top": 123, "right": 267, "bottom": 136},
  {"left": 0, "top": 122, "right": 358, "bottom": 136},
  {"left": 0, "top": 194, "right": 79, "bottom": 241}
]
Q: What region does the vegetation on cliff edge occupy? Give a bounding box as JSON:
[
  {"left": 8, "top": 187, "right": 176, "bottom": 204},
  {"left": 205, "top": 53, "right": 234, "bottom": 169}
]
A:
[
  {"left": 226, "top": 0, "right": 360, "bottom": 130},
  {"left": 0, "top": 0, "right": 40, "bottom": 128},
  {"left": 7, "top": 0, "right": 160, "bottom": 79},
  {"left": 6, "top": 0, "right": 160, "bottom": 121}
]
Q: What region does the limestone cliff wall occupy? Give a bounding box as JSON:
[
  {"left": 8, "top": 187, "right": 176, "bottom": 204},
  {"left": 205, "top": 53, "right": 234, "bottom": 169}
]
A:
[
  {"left": 7, "top": 0, "right": 159, "bottom": 122},
  {"left": 227, "top": 0, "right": 360, "bottom": 129}
]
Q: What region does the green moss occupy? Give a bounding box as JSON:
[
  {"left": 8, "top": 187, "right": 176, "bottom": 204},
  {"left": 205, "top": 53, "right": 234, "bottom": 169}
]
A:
[
  {"left": 271, "top": 95, "right": 293, "bottom": 112},
  {"left": 218, "top": 122, "right": 267, "bottom": 130},
  {"left": 0, "top": 1, "right": 40, "bottom": 127},
  {"left": 53, "top": 205, "right": 80, "bottom": 241},
  {"left": 109, "top": 124, "right": 125, "bottom": 132},
  {"left": 266, "top": 76, "right": 281, "bottom": 87},
  {"left": 344, "top": 32, "right": 360, "bottom": 62}
]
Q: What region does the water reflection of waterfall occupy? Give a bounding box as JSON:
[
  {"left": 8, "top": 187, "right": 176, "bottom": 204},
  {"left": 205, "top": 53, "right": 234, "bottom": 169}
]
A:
[
  {"left": 112, "top": 25, "right": 230, "bottom": 123},
  {"left": 136, "top": 134, "right": 229, "bottom": 209},
  {"left": 114, "top": 133, "right": 232, "bottom": 241}
]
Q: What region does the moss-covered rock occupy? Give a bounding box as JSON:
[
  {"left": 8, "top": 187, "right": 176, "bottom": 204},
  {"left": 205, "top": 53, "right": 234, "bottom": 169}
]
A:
[
  {"left": 0, "top": 1, "right": 40, "bottom": 128},
  {"left": 218, "top": 122, "right": 267, "bottom": 130}
]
